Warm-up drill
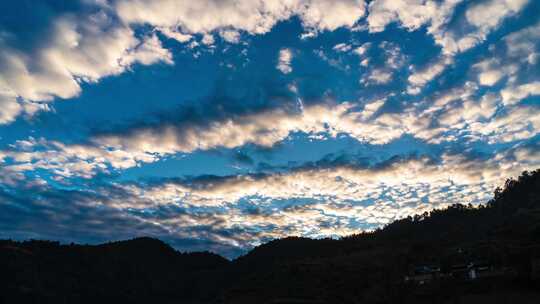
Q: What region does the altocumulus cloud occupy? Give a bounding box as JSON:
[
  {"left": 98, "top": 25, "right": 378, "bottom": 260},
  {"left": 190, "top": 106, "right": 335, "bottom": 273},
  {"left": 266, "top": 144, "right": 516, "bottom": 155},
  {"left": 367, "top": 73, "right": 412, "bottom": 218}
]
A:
[
  {"left": 2, "top": 144, "right": 538, "bottom": 257},
  {"left": 0, "top": 0, "right": 366, "bottom": 123},
  {"left": 0, "top": 0, "right": 539, "bottom": 256}
]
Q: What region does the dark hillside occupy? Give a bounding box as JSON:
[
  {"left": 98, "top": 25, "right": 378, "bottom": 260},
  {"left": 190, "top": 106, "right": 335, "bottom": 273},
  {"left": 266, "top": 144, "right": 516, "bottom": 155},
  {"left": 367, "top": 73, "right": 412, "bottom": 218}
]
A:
[{"left": 0, "top": 237, "right": 229, "bottom": 303}]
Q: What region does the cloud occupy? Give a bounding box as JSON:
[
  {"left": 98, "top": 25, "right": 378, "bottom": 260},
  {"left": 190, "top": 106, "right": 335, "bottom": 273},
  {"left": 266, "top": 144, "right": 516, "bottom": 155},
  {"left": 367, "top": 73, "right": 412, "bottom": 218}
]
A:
[
  {"left": 501, "top": 82, "right": 540, "bottom": 105},
  {"left": 367, "top": 0, "right": 450, "bottom": 33},
  {"left": 0, "top": 0, "right": 537, "bottom": 259},
  {"left": 0, "top": 98, "right": 403, "bottom": 180},
  {"left": 121, "top": 33, "right": 174, "bottom": 65},
  {"left": 116, "top": 0, "right": 365, "bottom": 36},
  {"left": 358, "top": 41, "right": 405, "bottom": 85},
  {"left": 472, "top": 58, "right": 506, "bottom": 85},
  {"left": 435, "top": 0, "right": 532, "bottom": 88},
  {"left": 0, "top": 136, "right": 157, "bottom": 179},
  {"left": 157, "top": 26, "right": 193, "bottom": 43},
  {"left": 92, "top": 99, "right": 405, "bottom": 155},
  {"left": 219, "top": 29, "right": 241, "bottom": 44},
  {"left": 439, "top": 0, "right": 528, "bottom": 55},
  {"left": 97, "top": 148, "right": 535, "bottom": 210},
  {"left": 0, "top": 183, "right": 242, "bottom": 256},
  {"left": 277, "top": 48, "right": 294, "bottom": 74},
  {"left": 407, "top": 56, "right": 453, "bottom": 94},
  {"left": 333, "top": 43, "right": 353, "bottom": 53},
  {"left": 470, "top": 105, "right": 540, "bottom": 143},
  {"left": 2, "top": 17, "right": 539, "bottom": 181},
  {"left": 504, "top": 21, "right": 540, "bottom": 64},
  {"left": 298, "top": 0, "right": 366, "bottom": 32},
  {"left": 0, "top": 10, "right": 173, "bottom": 124},
  {"left": 479, "top": 71, "right": 504, "bottom": 87},
  {"left": 0, "top": 0, "right": 370, "bottom": 125},
  {"left": 414, "top": 0, "right": 530, "bottom": 58},
  {"left": 465, "top": 22, "right": 540, "bottom": 97},
  {"left": 72, "top": 146, "right": 539, "bottom": 249},
  {"left": 362, "top": 69, "right": 393, "bottom": 84},
  {"left": 380, "top": 41, "right": 406, "bottom": 69},
  {"left": 353, "top": 42, "right": 371, "bottom": 56},
  {"left": 0, "top": 91, "right": 21, "bottom": 125},
  {"left": 368, "top": 0, "right": 530, "bottom": 94},
  {"left": 408, "top": 76, "right": 540, "bottom": 144},
  {"left": 3, "top": 78, "right": 538, "bottom": 181},
  {"left": 465, "top": 0, "right": 528, "bottom": 33}
]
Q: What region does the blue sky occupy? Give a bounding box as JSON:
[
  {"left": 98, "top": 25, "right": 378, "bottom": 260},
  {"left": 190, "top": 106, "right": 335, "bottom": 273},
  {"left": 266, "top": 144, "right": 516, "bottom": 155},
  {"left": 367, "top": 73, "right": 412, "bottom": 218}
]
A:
[{"left": 0, "top": 0, "right": 539, "bottom": 257}]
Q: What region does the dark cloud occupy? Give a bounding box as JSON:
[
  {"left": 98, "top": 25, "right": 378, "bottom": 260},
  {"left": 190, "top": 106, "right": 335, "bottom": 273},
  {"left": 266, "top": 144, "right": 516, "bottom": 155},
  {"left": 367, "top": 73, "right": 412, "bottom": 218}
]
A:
[
  {"left": 0, "top": 0, "right": 92, "bottom": 50},
  {"left": 0, "top": 184, "right": 243, "bottom": 257}
]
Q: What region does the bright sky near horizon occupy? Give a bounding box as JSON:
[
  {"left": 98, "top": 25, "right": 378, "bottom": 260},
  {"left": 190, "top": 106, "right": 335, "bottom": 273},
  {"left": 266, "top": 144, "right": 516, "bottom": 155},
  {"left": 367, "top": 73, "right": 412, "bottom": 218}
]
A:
[{"left": 0, "top": 0, "right": 539, "bottom": 257}]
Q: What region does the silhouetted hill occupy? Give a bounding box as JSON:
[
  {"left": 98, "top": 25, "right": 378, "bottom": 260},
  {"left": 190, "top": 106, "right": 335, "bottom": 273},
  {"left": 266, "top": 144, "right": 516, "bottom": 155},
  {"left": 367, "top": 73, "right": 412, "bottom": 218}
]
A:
[
  {"left": 1, "top": 169, "right": 539, "bottom": 303},
  {"left": 0, "top": 237, "right": 229, "bottom": 303}
]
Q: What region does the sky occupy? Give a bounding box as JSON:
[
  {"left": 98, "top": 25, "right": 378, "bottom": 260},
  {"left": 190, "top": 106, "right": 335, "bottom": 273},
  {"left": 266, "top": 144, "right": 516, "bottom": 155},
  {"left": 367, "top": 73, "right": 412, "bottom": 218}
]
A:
[{"left": 0, "top": 0, "right": 539, "bottom": 258}]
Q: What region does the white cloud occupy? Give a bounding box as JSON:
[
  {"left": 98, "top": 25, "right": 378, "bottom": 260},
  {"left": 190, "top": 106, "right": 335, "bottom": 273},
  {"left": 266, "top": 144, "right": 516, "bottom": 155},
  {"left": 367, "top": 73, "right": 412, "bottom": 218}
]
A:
[
  {"left": 0, "top": 91, "right": 21, "bottom": 125},
  {"left": 467, "top": 22, "right": 540, "bottom": 107},
  {"left": 93, "top": 100, "right": 406, "bottom": 157},
  {"left": 360, "top": 58, "right": 369, "bottom": 67},
  {"left": 6, "top": 143, "right": 535, "bottom": 252},
  {"left": 478, "top": 70, "right": 504, "bottom": 86},
  {"left": 121, "top": 34, "right": 174, "bottom": 65},
  {"left": 504, "top": 21, "right": 540, "bottom": 64},
  {"left": 116, "top": 0, "right": 292, "bottom": 34},
  {"left": 380, "top": 41, "right": 406, "bottom": 69},
  {"left": 407, "top": 56, "right": 453, "bottom": 94},
  {"left": 5, "top": 81, "right": 538, "bottom": 181},
  {"left": 360, "top": 98, "right": 385, "bottom": 119},
  {"left": 333, "top": 43, "right": 352, "bottom": 52},
  {"left": 0, "top": 100, "right": 404, "bottom": 180},
  {"left": 438, "top": 0, "right": 528, "bottom": 55},
  {"left": 219, "top": 30, "right": 241, "bottom": 43},
  {"left": 277, "top": 48, "right": 294, "bottom": 74},
  {"left": 105, "top": 148, "right": 538, "bottom": 240},
  {"left": 500, "top": 82, "right": 540, "bottom": 106},
  {"left": 363, "top": 68, "right": 393, "bottom": 84},
  {"left": 366, "top": 0, "right": 530, "bottom": 93},
  {"left": 116, "top": 0, "right": 365, "bottom": 36},
  {"left": 0, "top": 0, "right": 371, "bottom": 125},
  {"left": 367, "top": 0, "right": 447, "bottom": 33},
  {"left": 358, "top": 42, "right": 404, "bottom": 86},
  {"left": 436, "top": 0, "right": 529, "bottom": 56},
  {"left": 201, "top": 34, "right": 215, "bottom": 45},
  {"left": 0, "top": 12, "right": 173, "bottom": 123},
  {"left": 470, "top": 105, "right": 540, "bottom": 143},
  {"left": 0, "top": 91, "right": 53, "bottom": 125},
  {"left": 14, "top": 146, "right": 534, "bottom": 254},
  {"left": 465, "top": 0, "right": 528, "bottom": 31},
  {"left": 472, "top": 58, "right": 513, "bottom": 86},
  {"left": 353, "top": 42, "right": 371, "bottom": 56},
  {"left": 299, "top": 0, "right": 366, "bottom": 32},
  {"left": 415, "top": 79, "right": 540, "bottom": 144},
  {"left": 0, "top": 136, "right": 157, "bottom": 179},
  {"left": 158, "top": 27, "right": 193, "bottom": 43},
  {"left": 437, "top": 91, "right": 498, "bottom": 127}
]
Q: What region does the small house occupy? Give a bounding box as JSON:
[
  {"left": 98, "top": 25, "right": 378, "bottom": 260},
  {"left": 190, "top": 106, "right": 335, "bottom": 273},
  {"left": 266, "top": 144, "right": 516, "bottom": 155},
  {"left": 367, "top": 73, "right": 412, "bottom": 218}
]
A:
[{"left": 405, "top": 265, "right": 440, "bottom": 285}]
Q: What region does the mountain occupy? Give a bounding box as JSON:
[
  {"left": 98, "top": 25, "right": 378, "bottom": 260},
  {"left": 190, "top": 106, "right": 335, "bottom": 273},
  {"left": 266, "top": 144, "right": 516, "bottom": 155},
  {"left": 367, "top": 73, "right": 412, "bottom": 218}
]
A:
[
  {"left": 1, "top": 169, "right": 540, "bottom": 303},
  {"left": 0, "top": 237, "right": 229, "bottom": 303}
]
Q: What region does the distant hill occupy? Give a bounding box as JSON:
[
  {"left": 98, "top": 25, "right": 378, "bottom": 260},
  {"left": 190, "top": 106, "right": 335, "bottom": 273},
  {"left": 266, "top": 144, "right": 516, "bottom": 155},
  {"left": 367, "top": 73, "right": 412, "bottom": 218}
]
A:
[
  {"left": 1, "top": 169, "right": 539, "bottom": 303},
  {"left": 0, "top": 237, "right": 229, "bottom": 303}
]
